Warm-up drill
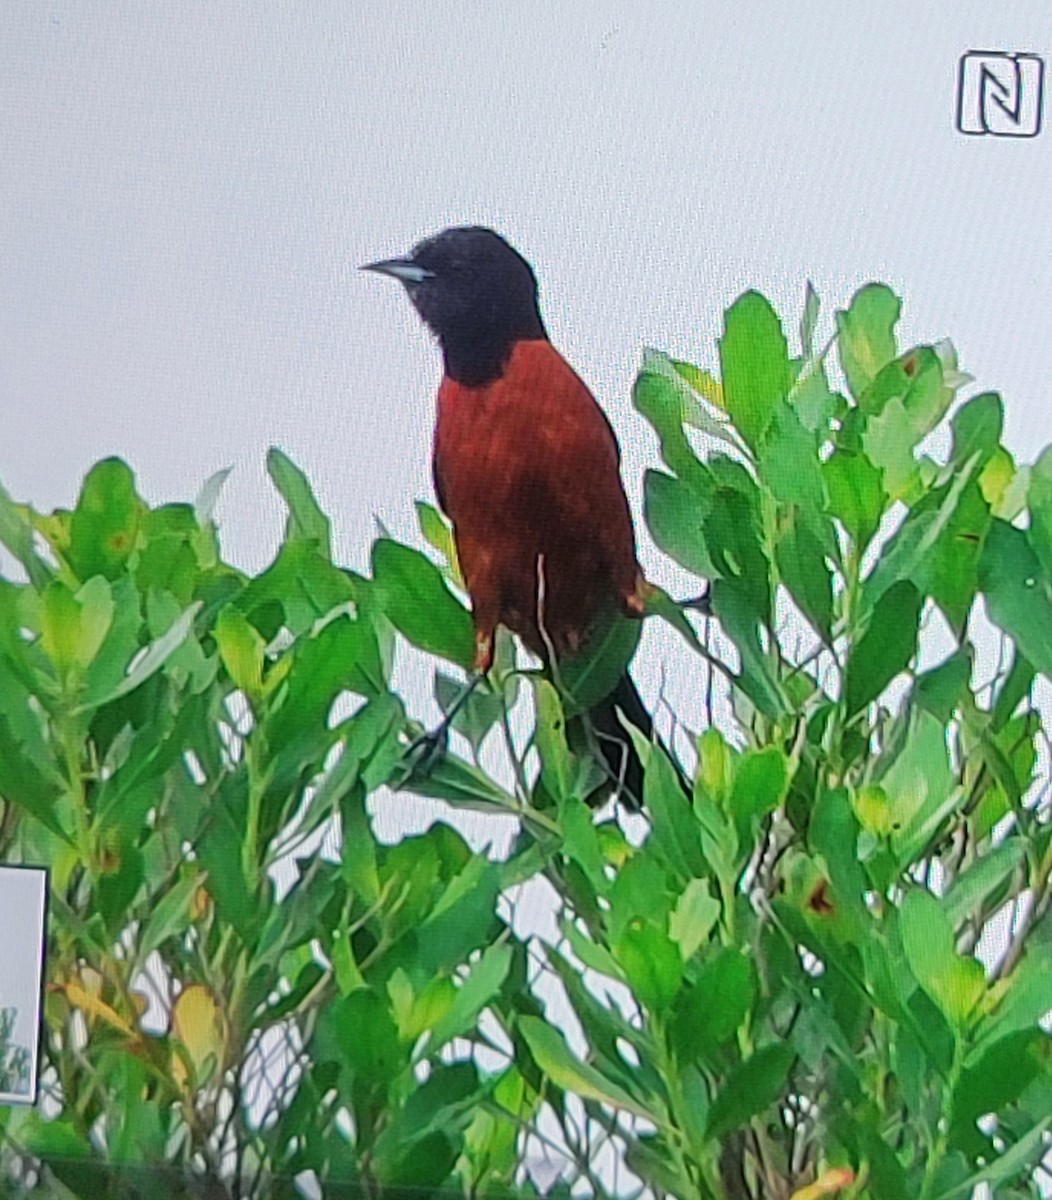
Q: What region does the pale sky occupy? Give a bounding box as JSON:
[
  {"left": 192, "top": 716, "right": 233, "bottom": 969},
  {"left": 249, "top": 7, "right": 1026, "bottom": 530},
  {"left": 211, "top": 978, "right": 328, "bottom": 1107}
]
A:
[{"left": 1, "top": 1, "right": 1050, "bottom": 851}]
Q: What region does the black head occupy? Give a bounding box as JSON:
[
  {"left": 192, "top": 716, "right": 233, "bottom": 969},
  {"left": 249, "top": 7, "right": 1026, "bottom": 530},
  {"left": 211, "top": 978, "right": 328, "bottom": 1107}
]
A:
[{"left": 362, "top": 226, "right": 547, "bottom": 386}]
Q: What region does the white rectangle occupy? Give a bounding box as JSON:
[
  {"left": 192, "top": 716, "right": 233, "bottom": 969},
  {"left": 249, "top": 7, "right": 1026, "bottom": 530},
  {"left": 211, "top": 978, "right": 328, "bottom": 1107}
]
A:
[{"left": 0, "top": 866, "right": 48, "bottom": 1105}]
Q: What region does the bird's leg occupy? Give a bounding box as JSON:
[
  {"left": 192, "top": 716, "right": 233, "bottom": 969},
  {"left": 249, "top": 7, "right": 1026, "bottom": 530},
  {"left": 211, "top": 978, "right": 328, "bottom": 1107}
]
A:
[
  {"left": 397, "top": 673, "right": 484, "bottom": 784},
  {"left": 395, "top": 630, "right": 495, "bottom": 786}
]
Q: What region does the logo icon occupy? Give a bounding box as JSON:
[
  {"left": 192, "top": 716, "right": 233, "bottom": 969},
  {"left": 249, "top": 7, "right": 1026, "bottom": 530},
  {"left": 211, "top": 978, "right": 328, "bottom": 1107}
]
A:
[{"left": 957, "top": 51, "right": 1045, "bottom": 137}]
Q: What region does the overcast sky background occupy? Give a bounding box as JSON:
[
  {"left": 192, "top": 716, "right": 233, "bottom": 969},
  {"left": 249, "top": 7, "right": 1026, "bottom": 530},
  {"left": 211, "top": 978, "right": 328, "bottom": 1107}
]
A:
[{"left": 1, "top": 2, "right": 1050, "bottom": 854}]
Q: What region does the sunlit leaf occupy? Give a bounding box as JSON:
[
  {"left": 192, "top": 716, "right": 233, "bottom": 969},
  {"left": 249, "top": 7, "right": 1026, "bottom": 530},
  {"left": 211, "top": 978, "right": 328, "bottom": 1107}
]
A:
[
  {"left": 719, "top": 290, "right": 792, "bottom": 451},
  {"left": 372, "top": 538, "right": 475, "bottom": 669},
  {"left": 518, "top": 1016, "right": 653, "bottom": 1121},
  {"left": 668, "top": 879, "right": 720, "bottom": 961},
  {"left": 900, "top": 890, "right": 985, "bottom": 1030},
  {"left": 836, "top": 283, "right": 901, "bottom": 401},
  {"left": 68, "top": 458, "right": 142, "bottom": 582},
  {"left": 267, "top": 446, "right": 332, "bottom": 555}
]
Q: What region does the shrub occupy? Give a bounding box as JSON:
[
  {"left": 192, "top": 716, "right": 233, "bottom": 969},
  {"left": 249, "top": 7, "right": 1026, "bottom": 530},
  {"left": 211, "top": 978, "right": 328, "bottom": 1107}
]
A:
[{"left": 0, "top": 284, "right": 1049, "bottom": 1199}]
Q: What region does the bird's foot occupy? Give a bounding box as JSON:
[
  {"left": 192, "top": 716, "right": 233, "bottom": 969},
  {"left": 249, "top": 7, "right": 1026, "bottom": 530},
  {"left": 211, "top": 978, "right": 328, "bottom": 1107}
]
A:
[{"left": 392, "top": 723, "right": 450, "bottom": 788}]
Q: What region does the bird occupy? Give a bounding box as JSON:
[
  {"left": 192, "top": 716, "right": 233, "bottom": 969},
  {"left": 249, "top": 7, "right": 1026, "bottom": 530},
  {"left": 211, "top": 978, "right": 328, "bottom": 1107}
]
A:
[{"left": 363, "top": 226, "right": 656, "bottom": 808}]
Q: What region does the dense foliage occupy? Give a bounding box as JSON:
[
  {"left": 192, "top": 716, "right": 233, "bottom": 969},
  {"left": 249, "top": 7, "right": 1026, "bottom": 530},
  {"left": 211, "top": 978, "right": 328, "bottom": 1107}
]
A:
[{"left": 0, "top": 285, "right": 1049, "bottom": 1199}]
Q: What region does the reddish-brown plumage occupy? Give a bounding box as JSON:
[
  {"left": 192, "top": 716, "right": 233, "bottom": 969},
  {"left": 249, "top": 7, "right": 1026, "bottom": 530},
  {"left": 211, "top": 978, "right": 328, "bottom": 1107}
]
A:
[
  {"left": 363, "top": 225, "right": 658, "bottom": 807},
  {"left": 433, "top": 339, "right": 644, "bottom": 671}
]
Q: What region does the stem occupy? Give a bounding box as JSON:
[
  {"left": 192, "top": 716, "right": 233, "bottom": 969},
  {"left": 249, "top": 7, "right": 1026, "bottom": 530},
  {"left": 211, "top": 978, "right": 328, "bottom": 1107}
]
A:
[
  {"left": 650, "top": 1018, "right": 722, "bottom": 1197},
  {"left": 58, "top": 712, "right": 94, "bottom": 876},
  {"left": 241, "top": 739, "right": 268, "bottom": 892},
  {"left": 918, "top": 1033, "right": 965, "bottom": 1200},
  {"left": 826, "top": 533, "right": 862, "bottom": 782}
]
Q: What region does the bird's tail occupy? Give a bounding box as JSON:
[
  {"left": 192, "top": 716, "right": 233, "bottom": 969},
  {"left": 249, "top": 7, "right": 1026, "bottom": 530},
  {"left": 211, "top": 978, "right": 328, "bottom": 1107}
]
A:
[{"left": 569, "top": 671, "right": 686, "bottom": 811}]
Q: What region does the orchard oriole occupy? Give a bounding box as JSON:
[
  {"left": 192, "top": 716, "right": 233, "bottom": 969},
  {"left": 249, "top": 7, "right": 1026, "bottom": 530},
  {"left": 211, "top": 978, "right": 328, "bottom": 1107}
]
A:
[{"left": 364, "top": 226, "right": 655, "bottom": 808}]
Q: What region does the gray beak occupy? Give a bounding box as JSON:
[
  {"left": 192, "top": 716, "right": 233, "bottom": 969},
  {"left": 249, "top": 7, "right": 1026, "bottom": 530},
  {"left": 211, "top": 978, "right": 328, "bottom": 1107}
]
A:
[{"left": 360, "top": 258, "right": 434, "bottom": 284}]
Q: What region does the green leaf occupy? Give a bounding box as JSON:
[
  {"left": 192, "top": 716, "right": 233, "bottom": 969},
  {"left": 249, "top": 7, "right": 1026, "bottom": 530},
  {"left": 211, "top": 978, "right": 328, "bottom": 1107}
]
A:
[
  {"left": 0, "top": 713, "right": 69, "bottom": 841},
  {"left": 672, "top": 948, "right": 755, "bottom": 1064},
  {"left": 268, "top": 614, "right": 385, "bottom": 757},
  {"left": 942, "top": 840, "right": 1025, "bottom": 931},
  {"left": 862, "top": 451, "right": 986, "bottom": 628},
  {"left": 705, "top": 1044, "right": 795, "bottom": 1139},
  {"left": 625, "top": 1132, "right": 694, "bottom": 1197},
  {"left": 858, "top": 349, "right": 955, "bottom": 502},
  {"left": 668, "top": 879, "right": 720, "bottom": 961},
  {"left": 981, "top": 445, "right": 1029, "bottom": 520},
  {"left": 915, "top": 650, "right": 972, "bottom": 723},
  {"left": 215, "top": 605, "right": 266, "bottom": 700},
  {"left": 950, "top": 1030, "right": 1045, "bottom": 1155},
  {"left": 844, "top": 579, "right": 922, "bottom": 715},
  {"left": 517, "top": 1016, "right": 653, "bottom": 1121},
  {"left": 980, "top": 520, "right": 1052, "bottom": 682},
  {"left": 900, "top": 889, "right": 985, "bottom": 1030},
  {"left": 267, "top": 447, "right": 331, "bottom": 555},
  {"left": 718, "top": 290, "right": 792, "bottom": 450},
  {"left": 560, "top": 795, "right": 607, "bottom": 894},
  {"left": 931, "top": 1116, "right": 1052, "bottom": 1200},
  {"left": 809, "top": 786, "right": 869, "bottom": 941},
  {"left": 40, "top": 580, "right": 86, "bottom": 678},
  {"left": 704, "top": 479, "right": 771, "bottom": 628},
  {"left": 0, "top": 479, "right": 53, "bottom": 587},
  {"left": 68, "top": 457, "right": 141, "bottom": 581},
  {"left": 694, "top": 795, "right": 740, "bottom": 891},
  {"left": 418, "top": 853, "right": 502, "bottom": 975},
  {"left": 138, "top": 871, "right": 206, "bottom": 960},
  {"left": 759, "top": 405, "right": 825, "bottom": 511},
  {"left": 77, "top": 602, "right": 202, "bottom": 711},
  {"left": 644, "top": 469, "right": 715, "bottom": 578},
  {"left": 979, "top": 943, "right": 1052, "bottom": 1041},
  {"left": 822, "top": 449, "right": 885, "bottom": 548},
  {"left": 634, "top": 364, "right": 714, "bottom": 486},
  {"left": 671, "top": 356, "right": 723, "bottom": 409},
  {"left": 372, "top": 538, "right": 474, "bottom": 669},
  {"left": 863, "top": 395, "right": 920, "bottom": 501},
  {"left": 790, "top": 357, "right": 840, "bottom": 436},
  {"left": 608, "top": 855, "right": 673, "bottom": 945},
  {"left": 415, "top": 500, "right": 459, "bottom": 575},
  {"left": 238, "top": 536, "right": 354, "bottom": 637},
  {"left": 402, "top": 752, "right": 520, "bottom": 813},
  {"left": 885, "top": 711, "right": 958, "bottom": 867},
  {"left": 774, "top": 510, "right": 834, "bottom": 640},
  {"left": 992, "top": 648, "right": 1034, "bottom": 732},
  {"left": 697, "top": 727, "right": 733, "bottom": 802},
  {"left": 373, "top": 1063, "right": 481, "bottom": 1186},
  {"left": 318, "top": 987, "right": 403, "bottom": 1090},
  {"left": 614, "top": 919, "right": 681, "bottom": 1012},
  {"left": 1026, "top": 445, "right": 1052, "bottom": 579},
  {"left": 20, "top": 1114, "right": 93, "bottom": 1160},
  {"left": 730, "top": 747, "right": 788, "bottom": 839},
  {"left": 950, "top": 391, "right": 1003, "bottom": 471},
  {"left": 836, "top": 283, "right": 901, "bottom": 401},
  {"left": 644, "top": 583, "right": 709, "bottom": 656},
  {"left": 560, "top": 918, "right": 625, "bottom": 984},
  {"left": 634, "top": 737, "right": 706, "bottom": 882},
  {"left": 637, "top": 349, "right": 743, "bottom": 469},
  {"left": 425, "top": 942, "right": 513, "bottom": 1054},
  {"left": 799, "top": 281, "right": 820, "bottom": 357}
]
